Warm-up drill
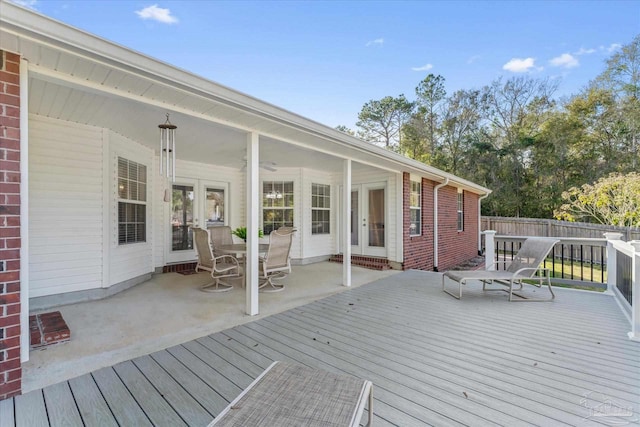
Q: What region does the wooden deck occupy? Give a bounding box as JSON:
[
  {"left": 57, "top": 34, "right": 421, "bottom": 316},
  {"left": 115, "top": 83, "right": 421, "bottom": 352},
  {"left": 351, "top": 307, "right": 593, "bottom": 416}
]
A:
[{"left": 2, "top": 270, "right": 639, "bottom": 426}]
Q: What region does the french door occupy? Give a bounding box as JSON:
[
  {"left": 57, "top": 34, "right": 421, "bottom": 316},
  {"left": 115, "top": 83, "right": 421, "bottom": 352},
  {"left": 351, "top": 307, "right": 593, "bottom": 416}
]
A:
[
  {"left": 350, "top": 183, "right": 386, "bottom": 257},
  {"left": 167, "top": 178, "right": 228, "bottom": 263}
]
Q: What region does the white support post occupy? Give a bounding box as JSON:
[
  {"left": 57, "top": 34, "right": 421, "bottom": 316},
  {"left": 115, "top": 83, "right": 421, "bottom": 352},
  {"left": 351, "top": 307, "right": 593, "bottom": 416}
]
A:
[
  {"left": 484, "top": 230, "right": 496, "bottom": 271},
  {"left": 342, "top": 159, "right": 352, "bottom": 287},
  {"left": 604, "top": 232, "right": 624, "bottom": 296},
  {"left": 245, "top": 132, "right": 260, "bottom": 315},
  {"left": 629, "top": 241, "right": 640, "bottom": 342},
  {"left": 19, "top": 58, "right": 30, "bottom": 363}
]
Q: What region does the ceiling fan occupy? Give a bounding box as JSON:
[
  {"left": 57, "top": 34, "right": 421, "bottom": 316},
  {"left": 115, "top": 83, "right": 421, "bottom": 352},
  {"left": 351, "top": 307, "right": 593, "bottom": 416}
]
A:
[{"left": 240, "top": 158, "right": 278, "bottom": 172}]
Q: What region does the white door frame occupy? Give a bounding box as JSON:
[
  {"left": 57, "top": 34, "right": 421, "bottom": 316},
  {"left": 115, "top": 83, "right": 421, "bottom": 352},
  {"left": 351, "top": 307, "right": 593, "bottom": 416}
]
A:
[
  {"left": 339, "top": 182, "right": 387, "bottom": 257},
  {"left": 166, "top": 178, "right": 229, "bottom": 264}
]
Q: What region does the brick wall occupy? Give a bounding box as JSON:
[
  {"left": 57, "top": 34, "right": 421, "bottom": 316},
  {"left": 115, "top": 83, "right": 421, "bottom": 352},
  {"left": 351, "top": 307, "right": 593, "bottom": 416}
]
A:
[
  {"left": 401, "top": 172, "right": 479, "bottom": 271},
  {"left": 436, "top": 186, "right": 479, "bottom": 271},
  {"left": 402, "top": 172, "right": 436, "bottom": 270},
  {"left": 0, "top": 50, "right": 22, "bottom": 400}
]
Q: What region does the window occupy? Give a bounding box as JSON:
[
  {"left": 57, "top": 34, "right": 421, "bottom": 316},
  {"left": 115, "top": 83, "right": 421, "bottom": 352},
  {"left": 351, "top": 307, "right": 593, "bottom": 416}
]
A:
[
  {"left": 312, "top": 183, "right": 330, "bottom": 234},
  {"left": 457, "top": 190, "right": 464, "bottom": 231},
  {"left": 118, "top": 157, "right": 147, "bottom": 244},
  {"left": 263, "top": 181, "right": 294, "bottom": 234},
  {"left": 409, "top": 180, "right": 421, "bottom": 236}
]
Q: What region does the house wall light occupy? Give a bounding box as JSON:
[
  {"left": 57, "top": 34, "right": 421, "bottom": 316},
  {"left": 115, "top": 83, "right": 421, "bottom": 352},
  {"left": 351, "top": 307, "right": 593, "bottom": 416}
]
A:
[{"left": 159, "top": 113, "right": 177, "bottom": 182}]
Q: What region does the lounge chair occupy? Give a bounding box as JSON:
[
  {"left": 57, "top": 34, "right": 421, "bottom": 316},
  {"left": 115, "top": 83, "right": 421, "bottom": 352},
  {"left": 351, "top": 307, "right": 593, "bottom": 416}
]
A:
[
  {"left": 193, "top": 227, "right": 241, "bottom": 292},
  {"left": 258, "top": 230, "right": 293, "bottom": 292},
  {"left": 442, "top": 237, "right": 559, "bottom": 301}
]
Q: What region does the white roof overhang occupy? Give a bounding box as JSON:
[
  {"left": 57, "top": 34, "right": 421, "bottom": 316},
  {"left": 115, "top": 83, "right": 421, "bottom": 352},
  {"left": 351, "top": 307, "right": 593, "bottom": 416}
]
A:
[{"left": 0, "top": 0, "right": 490, "bottom": 194}]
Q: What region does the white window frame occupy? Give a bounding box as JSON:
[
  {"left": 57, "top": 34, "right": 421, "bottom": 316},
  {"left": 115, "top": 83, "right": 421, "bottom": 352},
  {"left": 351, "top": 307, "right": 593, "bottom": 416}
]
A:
[
  {"left": 311, "top": 183, "right": 331, "bottom": 235},
  {"left": 457, "top": 189, "right": 464, "bottom": 232},
  {"left": 262, "top": 180, "right": 294, "bottom": 235},
  {"left": 409, "top": 179, "right": 421, "bottom": 236},
  {"left": 117, "top": 157, "right": 147, "bottom": 245}
]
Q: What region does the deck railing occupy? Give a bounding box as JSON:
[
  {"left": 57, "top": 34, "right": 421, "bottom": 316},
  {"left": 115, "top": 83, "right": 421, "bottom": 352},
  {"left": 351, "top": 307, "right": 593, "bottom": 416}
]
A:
[{"left": 483, "top": 231, "right": 640, "bottom": 342}]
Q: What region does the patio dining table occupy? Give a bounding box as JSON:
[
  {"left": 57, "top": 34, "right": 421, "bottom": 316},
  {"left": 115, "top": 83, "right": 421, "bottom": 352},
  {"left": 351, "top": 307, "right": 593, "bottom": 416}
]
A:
[{"left": 217, "top": 243, "right": 270, "bottom": 287}]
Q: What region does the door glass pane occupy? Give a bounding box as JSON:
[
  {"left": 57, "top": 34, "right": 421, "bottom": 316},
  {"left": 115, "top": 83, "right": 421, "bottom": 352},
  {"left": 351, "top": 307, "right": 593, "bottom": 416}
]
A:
[
  {"left": 205, "top": 187, "right": 225, "bottom": 227},
  {"left": 368, "top": 188, "right": 385, "bottom": 247},
  {"left": 351, "top": 191, "right": 359, "bottom": 246},
  {"left": 172, "top": 185, "right": 194, "bottom": 251}
]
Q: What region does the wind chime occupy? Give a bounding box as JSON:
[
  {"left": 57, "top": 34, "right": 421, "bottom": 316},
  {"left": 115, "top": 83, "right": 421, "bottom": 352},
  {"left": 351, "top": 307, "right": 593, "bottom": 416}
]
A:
[{"left": 159, "top": 113, "right": 177, "bottom": 182}]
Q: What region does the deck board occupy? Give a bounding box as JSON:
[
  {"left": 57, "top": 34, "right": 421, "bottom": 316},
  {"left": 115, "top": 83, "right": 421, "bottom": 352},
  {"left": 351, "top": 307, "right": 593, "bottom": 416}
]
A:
[
  {"left": 13, "top": 390, "right": 47, "bottom": 427},
  {"left": 42, "top": 382, "right": 83, "bottom": 427},
  {"left": 0, "top": 398, "right": 14, "bottom": 427},
  {"left": 91, "top": 366, "right": 153, "bottom": 426},
  {"left": 6, "top": 270, "right": 640, "bottom": 426},
  {"left": 67, "top": 374, "right": 118, "bottom": 427},
  {"left": 132, "top": 355, "right": 214, "bottom": 427}
]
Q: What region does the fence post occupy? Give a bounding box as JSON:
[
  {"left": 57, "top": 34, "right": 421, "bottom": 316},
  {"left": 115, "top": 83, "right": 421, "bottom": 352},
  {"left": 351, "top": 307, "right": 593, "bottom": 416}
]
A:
[
  {"left": 629, "top": 241, "right": 640, "bottom": 342},
  {"left": 484, "top": 230, "right": 496, "bottom": 271},
  {"left": 603, "top": 232, "right": 624, "bottom": 296}
]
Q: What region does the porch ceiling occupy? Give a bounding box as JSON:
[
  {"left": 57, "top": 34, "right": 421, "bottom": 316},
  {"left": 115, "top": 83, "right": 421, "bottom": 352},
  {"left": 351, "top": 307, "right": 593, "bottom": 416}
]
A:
[{"left": 28, "top": 77, "right": 353, "bottom": 172}]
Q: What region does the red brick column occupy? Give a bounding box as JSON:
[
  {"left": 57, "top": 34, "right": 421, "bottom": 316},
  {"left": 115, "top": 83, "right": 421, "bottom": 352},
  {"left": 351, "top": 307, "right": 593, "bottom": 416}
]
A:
[{"left": 0, "top": 50, "right": 22, "bottom": 400}]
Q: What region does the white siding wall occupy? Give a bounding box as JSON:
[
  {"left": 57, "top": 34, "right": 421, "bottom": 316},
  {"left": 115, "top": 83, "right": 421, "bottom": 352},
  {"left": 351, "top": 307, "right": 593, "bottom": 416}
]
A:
[
  {"left": 29, "top": 116, "right": 104, "bottom": 297},
  {"left": 108, "top": 132, "right": 155, "bottom": 285}
]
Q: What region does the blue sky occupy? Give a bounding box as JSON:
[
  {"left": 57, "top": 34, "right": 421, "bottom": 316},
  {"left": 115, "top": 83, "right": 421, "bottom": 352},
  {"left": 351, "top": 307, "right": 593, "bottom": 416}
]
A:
[{"left": 12, "top": 0, "right": 640, "bottom": 129}]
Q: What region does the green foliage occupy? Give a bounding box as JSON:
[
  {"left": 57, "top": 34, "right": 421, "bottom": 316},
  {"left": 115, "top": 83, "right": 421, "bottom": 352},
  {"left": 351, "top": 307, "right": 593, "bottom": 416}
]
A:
[
  {"left": 356, "top": 95, "right": 414, "bottom": 148},
  {"left": 232, "top": 227, "right": 264, "bottom": 241},
  {"left": 353, "top": 34, "right": 640, "bottom": 220},
  {"left": 554, "top": 173, "right": 640, "bottom": 227}
]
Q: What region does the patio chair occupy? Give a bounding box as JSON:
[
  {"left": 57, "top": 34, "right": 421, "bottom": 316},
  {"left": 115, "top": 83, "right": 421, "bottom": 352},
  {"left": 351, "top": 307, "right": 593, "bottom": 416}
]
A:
[
  {"left": 193, "top": 227, "right": 241, "bottom": 293},
  {"left": 442, "top": 237, "right": 560, "bottom": 301},
  {"left": 276, "top": 226, "right": 297, "bottom": 234},
  {"left": 258, "top": 230, "right": 293, "bottom": 293},
  {"left": 208, "top": 225, "right": 234, "bottom": 257}
]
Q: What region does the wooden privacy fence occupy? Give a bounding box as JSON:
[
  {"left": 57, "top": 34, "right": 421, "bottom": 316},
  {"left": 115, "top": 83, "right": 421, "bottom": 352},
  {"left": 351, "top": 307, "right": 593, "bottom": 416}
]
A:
[{"left": 481, "top": 217, "right": 640, "bottom": 241}]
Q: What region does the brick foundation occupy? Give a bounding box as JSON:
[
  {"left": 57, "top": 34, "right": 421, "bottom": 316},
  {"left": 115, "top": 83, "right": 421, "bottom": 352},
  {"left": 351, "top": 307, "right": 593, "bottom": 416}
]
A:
[
  {"left": 328, "top": 254, "right": 391, "bottom": 270},
  {"left": 0, "top": 50, "right": 22, "bottom": 400}
]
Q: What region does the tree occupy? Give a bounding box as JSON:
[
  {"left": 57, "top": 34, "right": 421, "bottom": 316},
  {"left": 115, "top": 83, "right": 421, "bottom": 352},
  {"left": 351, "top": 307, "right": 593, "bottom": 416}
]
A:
[
  {"left": 356, "top": 95, "right": 414, "bottom": 149},
  {"left": 595, "top": 35, "right": 640, "bottom": 169},
  {"left": 415, "top": 74, "right": 446, "bottom": 157},
  {"left": 479, "top": 76, "right": 558, "bottom": 216},
  {"left": 438, "top": 89, "right": 482, "bottom": 174},
  {"left": 335, "top": 125, "right": 355, "bottom": 136},
  {"left": 554, "top": 172, "right": 640, "bottom": 227}
]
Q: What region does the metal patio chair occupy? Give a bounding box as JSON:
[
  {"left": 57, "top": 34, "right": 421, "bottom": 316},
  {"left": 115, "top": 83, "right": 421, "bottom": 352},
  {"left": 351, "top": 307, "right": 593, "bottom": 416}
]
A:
[
  {"left": 258, "top": 230, "right": 293, "bottom": 293},
  {"left": 193, "top": 227, "right": 241, "bottom": 293},
  {"left": 442, "top": 237, "right": 560, "bottom": 301}
]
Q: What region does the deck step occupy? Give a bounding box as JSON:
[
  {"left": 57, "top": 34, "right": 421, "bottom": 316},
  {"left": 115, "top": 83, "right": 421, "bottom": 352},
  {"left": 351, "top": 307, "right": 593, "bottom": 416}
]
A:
[
  {"left": 328, "top": 254, "right": 392, "bottom": 270},
  {"left": 30, "top": 311, "right": 70, "bottom": 349}
]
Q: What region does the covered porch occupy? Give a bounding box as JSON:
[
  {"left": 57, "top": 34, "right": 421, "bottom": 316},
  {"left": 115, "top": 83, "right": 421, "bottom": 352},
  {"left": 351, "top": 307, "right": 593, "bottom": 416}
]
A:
[{"left": 3, "top": 270, "right": 639, "bottom": 426}]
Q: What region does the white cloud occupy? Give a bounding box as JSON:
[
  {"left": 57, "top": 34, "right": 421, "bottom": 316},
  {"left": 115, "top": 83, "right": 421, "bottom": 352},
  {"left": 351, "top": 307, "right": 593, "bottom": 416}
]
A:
[
  {"left": 575, "top": 47, "right": 596, "bottom": 56},
  {"left": 467, "top": 55, "right": 481, "bottom": 64},
  {"left": 607, "top": 43, "right": 622, "bottom": 53},
  {"left": 411, "top": 63, "right": 434, "bottom": 71},
  {"left": 502, "top": 57, "right": 537, "bottom": 73},
  {"left": 135, "top": 4, "right": 178, "bottom": 24},
  {"left": 366, "top": 38, "right": 384, "bottom": 47},
  {"left": 550, "top": 53, "right": 579, "bottom": 68},
  {"left": 9, "top": 0, "right": 38, "bottom": 8}
]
